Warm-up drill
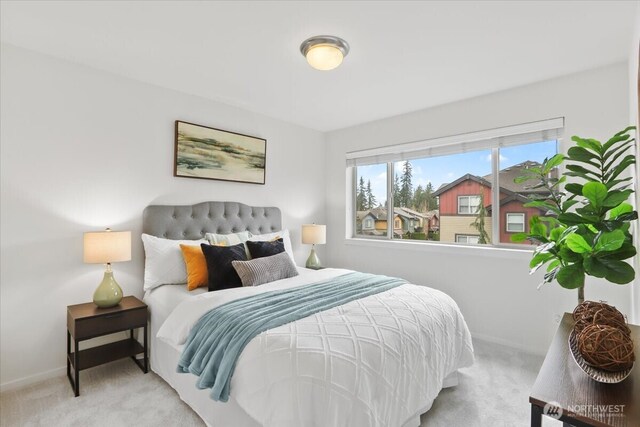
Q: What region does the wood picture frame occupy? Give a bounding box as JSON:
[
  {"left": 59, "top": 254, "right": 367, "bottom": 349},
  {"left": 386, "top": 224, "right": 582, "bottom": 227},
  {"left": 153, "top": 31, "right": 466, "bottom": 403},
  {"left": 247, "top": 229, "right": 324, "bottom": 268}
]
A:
[{"left": 174, "top": 120, "right": 266, "bottom": 184}]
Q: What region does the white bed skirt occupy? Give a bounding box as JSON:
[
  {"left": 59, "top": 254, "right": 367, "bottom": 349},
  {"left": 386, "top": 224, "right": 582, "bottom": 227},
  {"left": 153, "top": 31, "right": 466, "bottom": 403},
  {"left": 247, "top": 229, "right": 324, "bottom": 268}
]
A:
[{"left": 151, "top": 337, "right": 458, "bottom": 427}]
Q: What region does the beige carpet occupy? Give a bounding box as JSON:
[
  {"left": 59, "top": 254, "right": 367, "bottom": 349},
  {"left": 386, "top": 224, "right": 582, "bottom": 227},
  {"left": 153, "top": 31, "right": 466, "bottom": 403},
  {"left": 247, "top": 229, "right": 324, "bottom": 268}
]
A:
[{"left": 1, "top": 339, "right": 562, "bottom": 427}]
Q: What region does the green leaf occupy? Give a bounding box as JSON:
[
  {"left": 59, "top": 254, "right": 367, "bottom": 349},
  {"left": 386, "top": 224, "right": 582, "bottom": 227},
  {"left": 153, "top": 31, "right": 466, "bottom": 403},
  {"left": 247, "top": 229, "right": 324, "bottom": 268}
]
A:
[
  {"left": 542, "top": 154, "right": 565, "bottom": 173},
  {"left": 601, "top": 132, "right": 630, "bottom": 153},
  {"left": 556, "top": 263, "right": 585, "bottom": 289},
  {"left": 572, "top": 136, "right": 602, "bottom": 153},
  {"left": 530, "top": 220, "right": 547, "bottom": 237},
  {"left": 514, "top": 175, "right": 533, "bottom": 184},
  {"left": 565, "top": 234, "right": 592, "bottom": 253},
  {"left": 594, "top": 230, "right": 625, "bottom": 252},
  {"left": 546, "top": 259, "right": 561, "bottom": 272},
  {"left": 561, "top": 200, "right": 579, "bottom": 211},
  {"left": 566, "top": 164, "right": 600, "bottom": 179},
  {"left": 529, "top": 252, "right": 555, "bottom": 273},
  {"left": 605, "top": 176, "right": 633, "bottom": 190},
  {"left": 510, "top": 233, "right": 528, "bottom": 243},
  {"left": 598, "top": 242, "right": 636, "bottom": 261},
  {"left": 564, "top": 183, "right": 583, "bottom": 196},
  {"left": 600, "top": 259, "right": 635, "bottom": 284},
  {"left": 549, "top": 226, "right": 566, "bottom": 241},
  {"left": 523, "top": 200, "right": 560, "bottom": 215},
  {"left": 558, "top": 212, "right": 593, "bottom": 225},
  {"left": 582, "top": 182, "right": 608, "bottom": 208},
  {"left": 605, "top": 156, "right": 636, "bottom": 182},
  {"left": 607, "top": 202, "right": 632, "bottom": 219},
  {"left": 584, "top": 257, "right": 608, "bottom": 278},
  {"left": 567, "top": 147, "right": 600, "bottom": 169},
  {"left": 602, "top": 190, "right": 632, "bottom": 207},
  {"left": 558, "top": 246, "right": 583, "bottom": 262},
  {"left": 602, "top": 141, "right": 633, "bottom": 165}
]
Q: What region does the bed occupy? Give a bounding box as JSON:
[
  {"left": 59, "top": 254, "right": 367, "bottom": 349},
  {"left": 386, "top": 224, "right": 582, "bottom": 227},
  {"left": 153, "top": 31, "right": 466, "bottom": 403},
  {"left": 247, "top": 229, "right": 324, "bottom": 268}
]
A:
[{"left": 142, "top": 201, "right": 474, "bottom": 427}]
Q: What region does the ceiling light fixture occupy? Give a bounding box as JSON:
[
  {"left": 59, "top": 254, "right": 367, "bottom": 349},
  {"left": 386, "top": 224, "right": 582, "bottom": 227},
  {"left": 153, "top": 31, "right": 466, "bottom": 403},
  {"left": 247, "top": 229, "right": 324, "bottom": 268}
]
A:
[{"left": 300, "top": 35, "right": 349, "bottom": 71}]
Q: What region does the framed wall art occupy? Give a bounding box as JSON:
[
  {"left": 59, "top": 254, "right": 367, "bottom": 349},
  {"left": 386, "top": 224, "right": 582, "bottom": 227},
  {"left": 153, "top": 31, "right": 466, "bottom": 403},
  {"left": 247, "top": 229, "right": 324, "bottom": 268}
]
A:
[{"left": 174, "top": 120, "right": 266, "bottom": 184}]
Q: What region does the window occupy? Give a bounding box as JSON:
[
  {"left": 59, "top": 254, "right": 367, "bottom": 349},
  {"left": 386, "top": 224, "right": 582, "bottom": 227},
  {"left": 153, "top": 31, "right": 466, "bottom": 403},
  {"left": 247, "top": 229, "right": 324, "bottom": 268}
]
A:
[
  {"left": 506, "top": 213, "right": 525, "bottom": 232},
  {"left": 354, "top": 163, "right": 387, "bottom": 238},
  {"left": 347, "top": 118, "right": 563, "bottom": 248},
  {"left": 456, "top": 235, "right": 480, "bottom": 244},
  {"left": 458, "top": 195, "right": 481, "bottom": 215}
]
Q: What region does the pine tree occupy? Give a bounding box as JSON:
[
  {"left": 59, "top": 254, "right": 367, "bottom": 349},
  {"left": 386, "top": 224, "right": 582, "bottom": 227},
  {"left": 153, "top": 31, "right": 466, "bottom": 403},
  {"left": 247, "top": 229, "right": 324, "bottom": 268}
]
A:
[
  {"left": 470, "top": 194, "right": 490, "bottom": 244},
  {"left": 399, "top": 161, "right": 413, "bottom": 207},
  {"left": 413, "top": 185, "right": 425, "bottom": 211},
  {"left": 356, "top": 176, "right": 366, "bottom": 211},
  {"left": 393, "top": 174, "right": 401, "bottom": 207},
  {"left": 425, "top": 182, "right": 438, "bottom": 210},
  {"left": 365, "top": 180, "right": 377, "bottom": 209}
]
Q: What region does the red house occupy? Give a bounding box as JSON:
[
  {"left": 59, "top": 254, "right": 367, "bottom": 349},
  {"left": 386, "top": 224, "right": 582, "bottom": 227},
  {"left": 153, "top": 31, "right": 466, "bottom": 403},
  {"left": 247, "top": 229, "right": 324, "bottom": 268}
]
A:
[{"left": 432, "top": 161, "right": 549, "bottom": 244}]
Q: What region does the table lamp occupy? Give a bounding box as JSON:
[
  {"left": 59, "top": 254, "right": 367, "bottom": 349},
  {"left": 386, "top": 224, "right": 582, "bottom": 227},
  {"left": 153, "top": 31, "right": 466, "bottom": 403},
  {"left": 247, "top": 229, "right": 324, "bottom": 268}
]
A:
[
  {"left": 302, "top": 224, "right": 326, "bottom": 270},
  {"left": 83, "top": 228, "right": 131, "bottom": 308}
]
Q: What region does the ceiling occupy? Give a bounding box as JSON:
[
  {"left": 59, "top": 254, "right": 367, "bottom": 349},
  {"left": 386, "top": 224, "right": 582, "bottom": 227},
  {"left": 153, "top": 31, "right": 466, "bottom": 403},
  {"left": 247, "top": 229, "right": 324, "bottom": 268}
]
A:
[{"left": 1, "top": 1, "right": 637, "bottom": 132}]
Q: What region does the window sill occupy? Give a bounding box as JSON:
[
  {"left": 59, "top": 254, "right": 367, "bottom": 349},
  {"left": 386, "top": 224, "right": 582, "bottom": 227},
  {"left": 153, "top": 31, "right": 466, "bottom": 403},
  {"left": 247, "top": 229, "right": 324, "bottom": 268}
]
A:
[{"left": 344, "top": 237, "right": 533, "bottom": 260}]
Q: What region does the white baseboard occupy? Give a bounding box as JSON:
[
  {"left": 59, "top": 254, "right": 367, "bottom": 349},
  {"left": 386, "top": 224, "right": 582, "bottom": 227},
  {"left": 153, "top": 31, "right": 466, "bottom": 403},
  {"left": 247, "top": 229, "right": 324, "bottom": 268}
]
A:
[
  {"left": 0, "top": 366, "right": 66, "bottom": 393},
  {"left": 471, "top": 331, "right": 547, "bottom": 357}
]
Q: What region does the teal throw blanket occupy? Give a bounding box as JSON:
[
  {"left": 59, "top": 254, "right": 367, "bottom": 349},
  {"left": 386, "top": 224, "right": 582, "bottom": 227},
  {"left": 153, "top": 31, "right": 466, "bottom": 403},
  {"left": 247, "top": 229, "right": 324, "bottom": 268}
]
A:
[{"left": 177, "top": 271, "right": 406, "bottom": 402}]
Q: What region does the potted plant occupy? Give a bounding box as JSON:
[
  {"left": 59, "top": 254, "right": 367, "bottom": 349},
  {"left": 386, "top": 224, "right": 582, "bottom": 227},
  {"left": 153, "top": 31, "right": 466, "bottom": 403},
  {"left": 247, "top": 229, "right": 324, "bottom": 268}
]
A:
[{"left": 512, "top": 126, "right": 637, "bottom": 304}]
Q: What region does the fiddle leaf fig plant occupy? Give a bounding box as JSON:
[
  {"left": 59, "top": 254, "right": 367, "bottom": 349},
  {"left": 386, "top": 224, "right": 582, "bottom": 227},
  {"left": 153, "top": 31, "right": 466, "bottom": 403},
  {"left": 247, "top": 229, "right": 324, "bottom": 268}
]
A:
[{"left": 511, "top": 126, "right": 637, "bottom": 301}]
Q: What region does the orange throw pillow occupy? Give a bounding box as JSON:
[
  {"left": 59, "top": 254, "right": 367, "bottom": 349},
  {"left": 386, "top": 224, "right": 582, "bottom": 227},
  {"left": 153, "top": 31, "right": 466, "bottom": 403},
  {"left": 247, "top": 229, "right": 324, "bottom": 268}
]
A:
[{"left": 180, "top": 244, "right": 209, "bottom": 291}]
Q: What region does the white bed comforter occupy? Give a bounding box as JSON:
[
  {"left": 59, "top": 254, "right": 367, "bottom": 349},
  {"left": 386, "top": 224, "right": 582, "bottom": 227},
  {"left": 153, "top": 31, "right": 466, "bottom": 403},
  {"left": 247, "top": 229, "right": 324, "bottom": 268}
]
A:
[{"left": 158, "top": 268, "right": 474, "bottom": 427}]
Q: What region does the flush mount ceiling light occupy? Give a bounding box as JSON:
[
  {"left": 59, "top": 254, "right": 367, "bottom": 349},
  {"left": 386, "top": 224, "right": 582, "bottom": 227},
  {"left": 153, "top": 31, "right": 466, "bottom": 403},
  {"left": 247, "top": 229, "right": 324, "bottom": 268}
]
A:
[{"left": 300, "top": 35, "right": 350, "bottom": 71}]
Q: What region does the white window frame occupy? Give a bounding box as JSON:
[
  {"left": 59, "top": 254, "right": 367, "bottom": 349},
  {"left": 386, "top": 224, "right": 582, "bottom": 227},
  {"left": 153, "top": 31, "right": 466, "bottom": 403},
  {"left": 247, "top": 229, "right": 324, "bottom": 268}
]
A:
[
  {"left": 506, "top": 213, "right": 525, "bottom": 233},
  {"left": 364, "top": 218, "right": 373, "bottom": 229},
  {"left": 347, "top": 117, "right": 564, "bottom": 249},
  {"left": 456, "top": 235, "right": 480, "bottom": 244},
  {"left": 457, "top": 195, "right": 482, "bottom": 215}
]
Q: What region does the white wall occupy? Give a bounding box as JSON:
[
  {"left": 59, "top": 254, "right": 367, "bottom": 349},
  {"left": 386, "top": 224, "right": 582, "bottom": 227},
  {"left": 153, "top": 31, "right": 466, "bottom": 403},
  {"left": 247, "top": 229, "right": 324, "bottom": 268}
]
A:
[
  {"left": 0, "top": 44, "right": 326, "bottom": 389},
  {"left": 325, "top": 62, "right": 634, "bottom": 355}
]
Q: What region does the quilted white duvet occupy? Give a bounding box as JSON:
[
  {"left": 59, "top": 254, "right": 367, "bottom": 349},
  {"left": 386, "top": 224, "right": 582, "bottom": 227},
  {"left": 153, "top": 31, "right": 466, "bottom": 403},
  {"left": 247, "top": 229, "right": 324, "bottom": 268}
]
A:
[{"left": 157, "top": 268, "right": 474, "bottom": 427}]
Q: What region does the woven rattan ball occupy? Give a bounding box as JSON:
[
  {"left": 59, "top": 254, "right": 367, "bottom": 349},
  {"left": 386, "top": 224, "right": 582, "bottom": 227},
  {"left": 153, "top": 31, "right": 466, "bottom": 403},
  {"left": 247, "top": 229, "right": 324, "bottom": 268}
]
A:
[
  {"left": 573, "top": 301, "right": 625, "bottom": 335},
  {"left": 577, "top": 324, "right": 635, "bottom": 372},
  {"left": 592, "top": 309, "right": 631, "bottom": 337}
]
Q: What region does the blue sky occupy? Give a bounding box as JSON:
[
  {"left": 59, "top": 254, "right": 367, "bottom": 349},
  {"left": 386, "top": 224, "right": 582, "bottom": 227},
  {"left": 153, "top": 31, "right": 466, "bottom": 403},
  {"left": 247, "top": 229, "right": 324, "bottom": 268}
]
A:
[{"left": 357, "top": 140, "right": 557, "bottom": 205}]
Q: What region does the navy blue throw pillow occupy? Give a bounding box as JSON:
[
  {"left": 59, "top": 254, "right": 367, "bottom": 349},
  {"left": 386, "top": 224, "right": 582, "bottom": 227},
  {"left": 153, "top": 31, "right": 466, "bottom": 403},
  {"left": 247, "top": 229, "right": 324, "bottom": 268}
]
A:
[
  {"left": 201, "top": 243, "right": 247, "bottom": 292},
  {"left": 246, "top": 238, "right": 285, "bottom": 259}
]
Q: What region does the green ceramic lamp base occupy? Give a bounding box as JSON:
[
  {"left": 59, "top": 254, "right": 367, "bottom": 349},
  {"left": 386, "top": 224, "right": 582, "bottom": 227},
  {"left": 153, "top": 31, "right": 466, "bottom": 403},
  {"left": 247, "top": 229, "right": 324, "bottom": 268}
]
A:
[
  {"left": 93, "top": 264, "right": 123, "bottom": 308},
  {"left": 305, "top": 246, "right": 322, "bottom": 270}
]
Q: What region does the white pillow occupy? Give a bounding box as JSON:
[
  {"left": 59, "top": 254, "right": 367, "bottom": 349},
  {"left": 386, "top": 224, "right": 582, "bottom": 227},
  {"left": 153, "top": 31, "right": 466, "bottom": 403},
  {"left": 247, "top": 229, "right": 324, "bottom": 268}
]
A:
[
  {"left": 205, "top": 231, "right": 251, "bottom": 246},
  {"left": 247, "top": 229, "right": 295, "bottom": 264},
  {"left": 141, "top": 234, "right": 207, "bottom": 291}
]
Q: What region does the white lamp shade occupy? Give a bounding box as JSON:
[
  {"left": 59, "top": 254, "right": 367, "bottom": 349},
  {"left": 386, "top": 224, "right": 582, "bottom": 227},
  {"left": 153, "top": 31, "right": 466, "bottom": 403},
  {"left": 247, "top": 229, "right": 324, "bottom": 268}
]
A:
[
  {"left": 301, "top": 224, "right": 326, "bottom": 245},
  {"left": 305, "top": 45, "right": 344, "bottom": 71},
  {"left": 83, "top": 230, "right": 131, "bottom": 264}
]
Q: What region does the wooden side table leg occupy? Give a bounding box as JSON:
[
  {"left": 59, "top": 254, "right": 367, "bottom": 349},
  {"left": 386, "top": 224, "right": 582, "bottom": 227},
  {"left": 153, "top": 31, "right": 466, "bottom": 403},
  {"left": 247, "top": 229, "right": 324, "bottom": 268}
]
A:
[
  {"left": 74, "top": 338, "right": 80, "bottom": 397},
  {"left": 531, "top": 404, "right": 543, "bottom": 427}
]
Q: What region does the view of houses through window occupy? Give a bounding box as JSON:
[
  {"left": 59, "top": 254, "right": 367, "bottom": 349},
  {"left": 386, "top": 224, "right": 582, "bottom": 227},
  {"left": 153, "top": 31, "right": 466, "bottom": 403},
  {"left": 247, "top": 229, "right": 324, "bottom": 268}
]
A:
[{"left": 354, "top": 140, "right": 557, "bottom": 246}]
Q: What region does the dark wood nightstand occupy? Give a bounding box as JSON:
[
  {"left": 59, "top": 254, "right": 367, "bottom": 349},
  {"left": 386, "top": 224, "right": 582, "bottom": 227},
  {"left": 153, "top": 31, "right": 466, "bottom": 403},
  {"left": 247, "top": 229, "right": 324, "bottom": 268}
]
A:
[
  {"left": 66, "top": 296, "right": 148, "bottom": 396},
  {"left": 530, "top": 313, "right": 639, "bottom": 427}
]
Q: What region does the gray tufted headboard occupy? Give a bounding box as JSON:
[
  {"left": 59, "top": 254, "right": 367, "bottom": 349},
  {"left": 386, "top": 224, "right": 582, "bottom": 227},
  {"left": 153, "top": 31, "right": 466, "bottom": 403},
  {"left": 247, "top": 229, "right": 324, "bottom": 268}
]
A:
[{"left": 142, "top": 201, "right": 282, "bottom": 240}]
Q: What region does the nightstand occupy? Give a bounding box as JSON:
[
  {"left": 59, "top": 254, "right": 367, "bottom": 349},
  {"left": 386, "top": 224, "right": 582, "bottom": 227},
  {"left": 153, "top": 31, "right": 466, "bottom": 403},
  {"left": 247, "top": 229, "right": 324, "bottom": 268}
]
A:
[{"left": 66, "top": 296, "right": 148, "bottom": 396}]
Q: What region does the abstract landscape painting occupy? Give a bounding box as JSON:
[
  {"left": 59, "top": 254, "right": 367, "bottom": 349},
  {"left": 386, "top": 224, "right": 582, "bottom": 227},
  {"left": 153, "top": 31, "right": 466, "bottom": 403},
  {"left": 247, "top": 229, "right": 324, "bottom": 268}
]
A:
[{"left": 174, "top": 121, "right": 266, "bottom": 184}]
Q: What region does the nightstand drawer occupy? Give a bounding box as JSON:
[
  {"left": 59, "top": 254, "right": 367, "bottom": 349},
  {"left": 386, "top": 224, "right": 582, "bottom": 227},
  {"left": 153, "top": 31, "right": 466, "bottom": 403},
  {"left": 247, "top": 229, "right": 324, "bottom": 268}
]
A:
[{"left": 73, "top": 307, "right": 147, "bottom": 340}]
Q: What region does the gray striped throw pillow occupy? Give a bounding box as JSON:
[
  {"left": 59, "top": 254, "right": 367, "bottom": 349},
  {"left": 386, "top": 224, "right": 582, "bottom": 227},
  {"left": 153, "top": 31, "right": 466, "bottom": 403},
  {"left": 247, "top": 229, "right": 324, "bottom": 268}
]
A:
[{"left": 231, "top": 251, "right": 299, "bottom": 287}]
